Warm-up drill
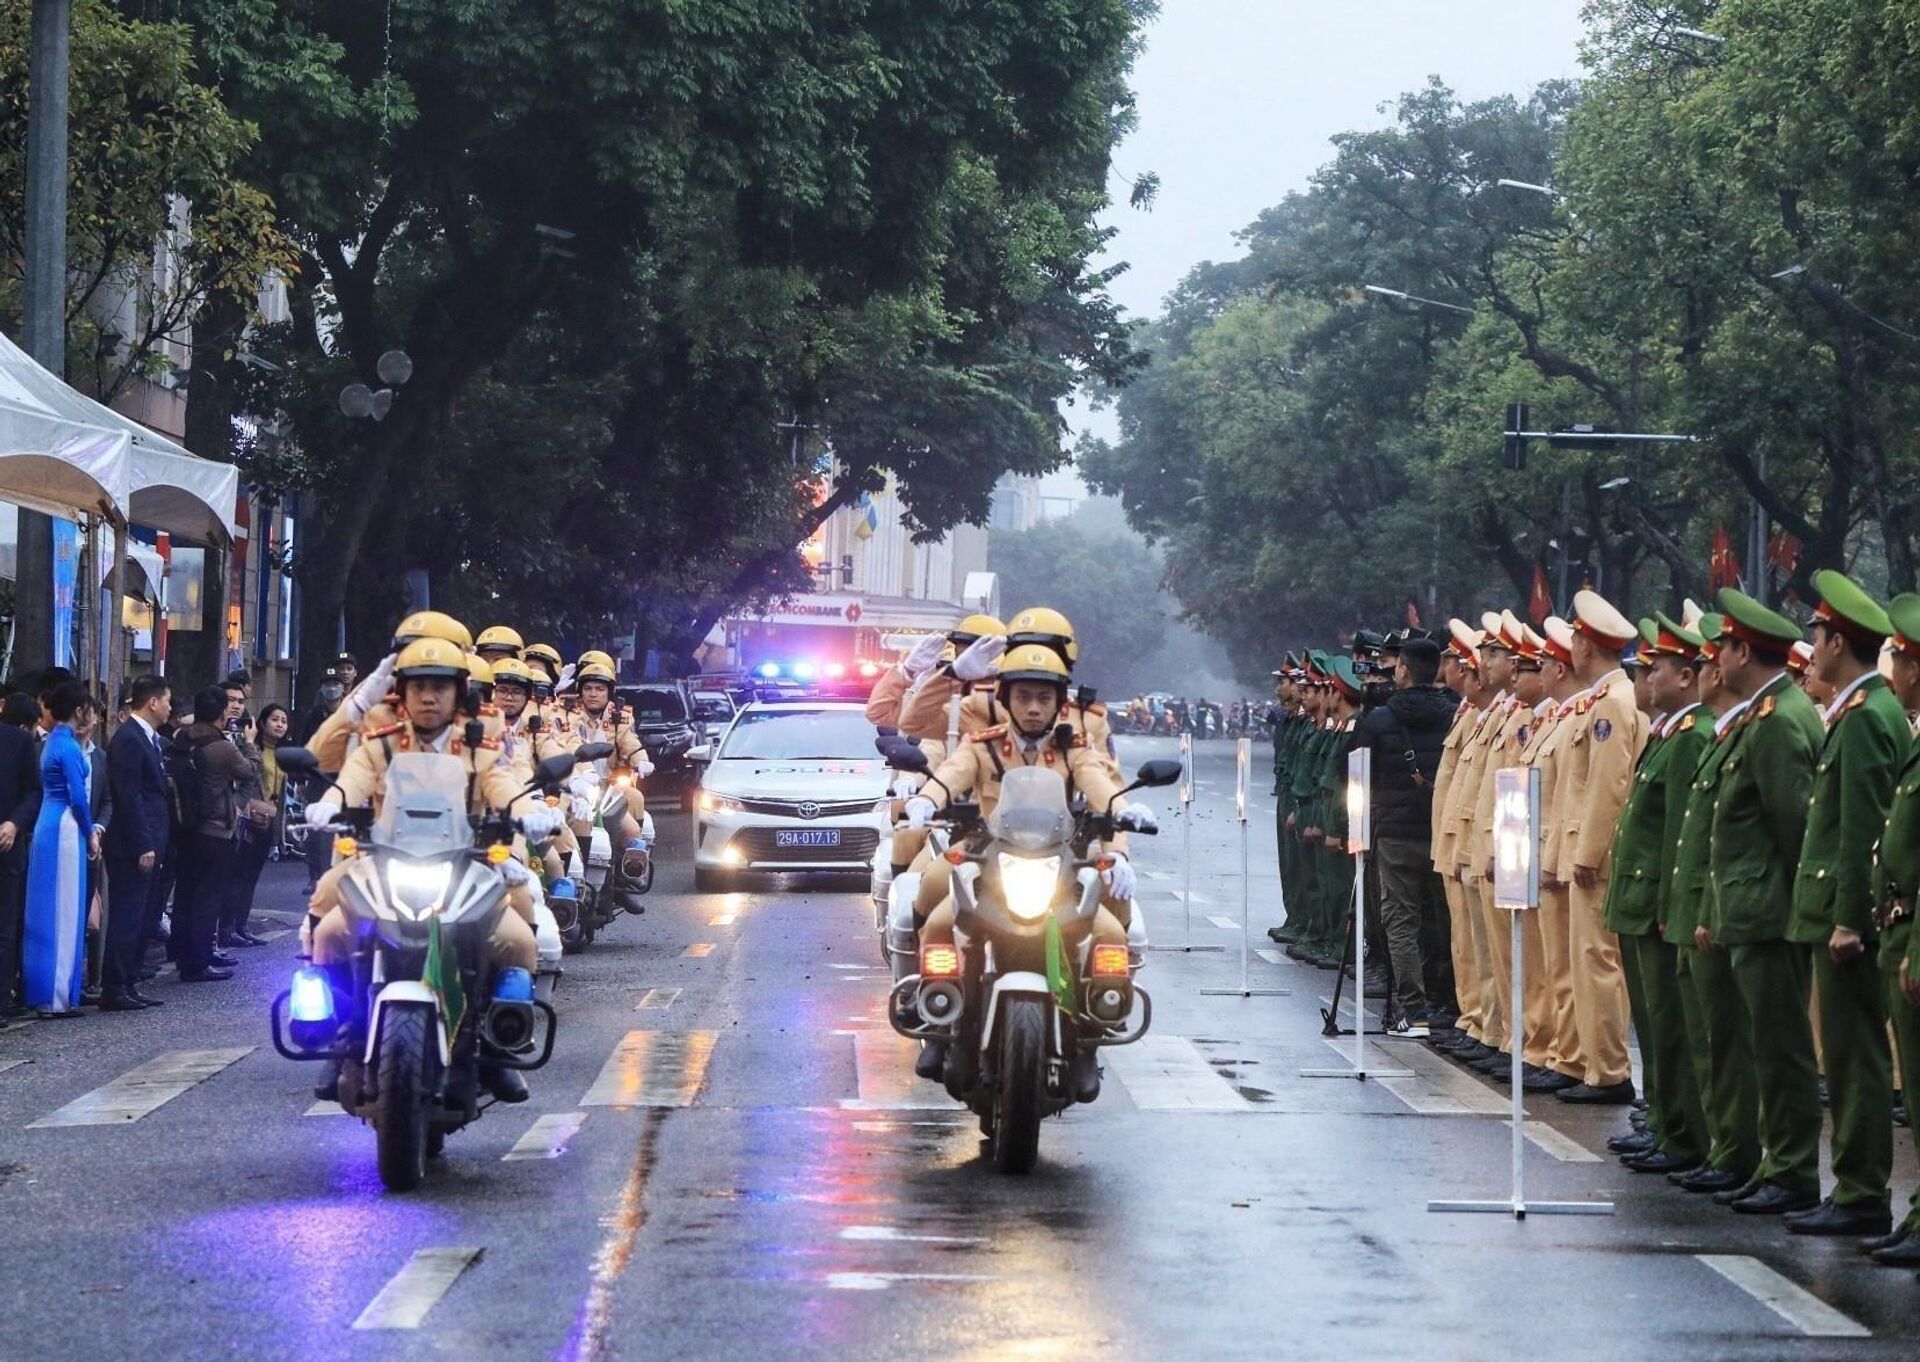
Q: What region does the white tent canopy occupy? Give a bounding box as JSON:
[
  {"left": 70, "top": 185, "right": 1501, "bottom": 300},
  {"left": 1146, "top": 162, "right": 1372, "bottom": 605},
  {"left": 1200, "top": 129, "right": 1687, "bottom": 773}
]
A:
[{"left": 0, "top": 327, "right": 237, "bottom": 542}]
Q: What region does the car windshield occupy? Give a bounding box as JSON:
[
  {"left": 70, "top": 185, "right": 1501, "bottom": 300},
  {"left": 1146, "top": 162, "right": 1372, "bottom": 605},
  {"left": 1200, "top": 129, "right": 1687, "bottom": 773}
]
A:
[
  {"left": 620, "top": 689, "right": 687, "bottom": 723},
  {"left": 718, "top": 709, "right": 875, "bottom": 760},
  {"left": 692, "top": 695, "right": 732, "bottom": 721}
]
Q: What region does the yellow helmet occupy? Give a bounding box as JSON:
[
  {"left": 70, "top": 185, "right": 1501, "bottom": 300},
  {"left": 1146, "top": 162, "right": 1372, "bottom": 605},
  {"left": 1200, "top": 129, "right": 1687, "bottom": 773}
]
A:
[
  {"left": 949, "top": 614, "right": 1006, "bottom": 646},
  {"left": 524, "top": 643, "right": 562, "bottom": 678},
  {"left": 995, "top": 643, "right": 1073, "bottom": 688},
  {"left": 1007, "top": 606, "right": 1078, "bottom": 667},
  {"left": 465, "top": 652, "right": 495, "bottom": 685},
  {"left": 394, "top": 636, "right": 470, "bottom": 680},
  {"left": 577, "top": 659, "right": 617, "bottom": 685},
  {"left": 577, "top": 650, "right": 616, "bottom": 674},
  {"left": 393, "top": 610, "right": 472, "bottom": 651},
  {"left": 475, "top": 625, "right": 524, "bottom": 657},
  {"left": 490, "top": 656, "right": 536, "bottom": 689}
]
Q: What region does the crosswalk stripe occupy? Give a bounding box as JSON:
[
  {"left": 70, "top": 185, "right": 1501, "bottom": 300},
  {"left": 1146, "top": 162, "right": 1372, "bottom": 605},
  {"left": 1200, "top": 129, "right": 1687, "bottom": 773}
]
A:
[
  {"left": 1105, "top": 1036, "right": 1251, "bottom": 1111},
  {"left": 826, "top": 1272, "right": 999, "bottom": 1291},
  {"left": 0, "top": 1058, "right": 28, "bottom": 1075},
  {"left": 634, "top": 987, "right": 681, "bottom": 1011},
  {"left": 581, "top": 1031, "right": 716, "bottom": 1108},
  {"left": 1206, "top": 915, "right": 1239, "bottom": 930},
  {"left": 842, "top": 1031, "right": 963, "bottom": 1111},
  {"left": 708, "top": 913, "right": 737, "bottom": 926},
  {"left": 1695, "top": 1255, "right": 1870, "bottom": 1338},
  {"left": 503, "top": 1111, "right": 588, "bottom": 1161},
  {"left": 27, "top": 1048, "right": 253, "bottom": 1128},
  {"left": 1353, "top": 1039, "right": 1508, "bottom": 1116},
  {"left": 1255, "top": 949, "right": 1286, "bottom": 966},
  {"left": 681, "top": 942, "right": 715, "bottom": 958},
  {"left": 1509, "top": 1117, "right": 1600, "bottom": 1162},
  {"left": 353, "top": 1247, "right": 484, "bottom": 1329},
  {"left": 304, "top": 1100, "right": 349, "bottom": 1118}
]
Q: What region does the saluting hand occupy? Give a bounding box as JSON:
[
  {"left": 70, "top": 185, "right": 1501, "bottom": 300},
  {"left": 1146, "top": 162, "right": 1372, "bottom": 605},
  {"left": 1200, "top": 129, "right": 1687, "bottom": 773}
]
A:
[{"left": 1828, "top": 925, "right": 1864, "bottom": 964}]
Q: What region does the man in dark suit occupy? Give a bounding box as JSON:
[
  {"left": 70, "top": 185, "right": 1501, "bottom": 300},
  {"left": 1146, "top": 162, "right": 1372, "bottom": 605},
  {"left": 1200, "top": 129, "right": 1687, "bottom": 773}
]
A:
[
  {"left": 0, "top": 691, "right": 43, "bottom": 1022},
  {"left": 101, "top": 676, "right": 174, "bottom": 1009}
]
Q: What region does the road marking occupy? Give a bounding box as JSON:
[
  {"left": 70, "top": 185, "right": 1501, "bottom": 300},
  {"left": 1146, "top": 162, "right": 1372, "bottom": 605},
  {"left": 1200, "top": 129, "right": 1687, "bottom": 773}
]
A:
[
  {"left": 569, "top": 1110, "right": 666, "bottom": 1358},
  {"left": 842, "top": 1031, "right": 963, "bottom": 1110},
  {"left": 352, "top": 1247, "right": 484, "bottom": 1330},
  {"left": 634, "top": 987, "right": 681, "bottom": 1011},
  {"left": 826, "top": 1272, "right": 1000, "bottom": 1291},
  {"left": 1345, "top": 1039, "right": 1508, "bottom": 1116},
  {"left": 304, "top": 1100, "right": 349, "bottom": 1118},
  {"left": 1206, "top": 915, "right": 1240, "bottom": 930},
  {"left": 1255, "top": 949, "right": 1287, "bottom": 966},
  {"left": 1695, "top": 1255, "right": 1870, "bottom": 1338},
  {"left": 1509, "top": 1117, "right": 1599, "bottom": 1162},
  {"left": 1106, "top": 1036, "right": 1251, "bottom": 1111},
  {"left": 1141, "top": 869, "right": 1175, "bottom": 882},
  {"left": 0, "top": 1059, "right": 28, "bottom": 1075},
  {"left": 839, "top": 1225, "right": 989, "bottom": 1245},
  {"left": 27, "top": 1048, "right": 253, "bottom": 1128},
  {"left": 581, "top": 1031, "right": 716, "bottom": 1108},
  {"left": 253, "top": 929, "right": 292, "bottom": 943},
  {"left": 850, "top": 1118, "right": 970, "bottom": 1132},
  {"left": 504, "top": 1111, "right": 588, "bottom": 1161},
  {"left": 708, "top": 913, "right": 737, "bottom": 926},
  {"left": 829, "top": 962, "right": 881, "bottom": 972},
  {"left": 681, "top": 943, "right": 715, "bottom": 958}
]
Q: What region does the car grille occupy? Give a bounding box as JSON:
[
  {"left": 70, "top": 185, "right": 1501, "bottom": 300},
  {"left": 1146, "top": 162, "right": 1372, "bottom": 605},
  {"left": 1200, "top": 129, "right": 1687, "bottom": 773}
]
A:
[
  {"left": 730, "top": 827, "right": 880, "bottom": 864},
  {"left": 738, "top": 797, "right": 877, "bottom": 819}
]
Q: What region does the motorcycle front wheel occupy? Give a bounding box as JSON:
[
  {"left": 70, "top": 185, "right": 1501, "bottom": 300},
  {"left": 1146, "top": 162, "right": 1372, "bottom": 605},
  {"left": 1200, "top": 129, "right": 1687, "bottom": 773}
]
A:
[
  {"left": 375, "top": 1005, "right": 435, "bottom": 1191},
  {"left": 991, "top": 996, "right": 1047, "bottom": 1174}
]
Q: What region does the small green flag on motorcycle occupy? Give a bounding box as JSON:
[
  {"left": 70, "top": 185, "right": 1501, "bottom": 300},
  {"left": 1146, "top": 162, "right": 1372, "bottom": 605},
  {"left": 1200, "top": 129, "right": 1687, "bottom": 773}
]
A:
[
  {"left": 1044, "top": 915, "right": 1076, "bottom": 1011},
  {"left": 425, "top": 916, "right": 465, "bottom": 1036}
]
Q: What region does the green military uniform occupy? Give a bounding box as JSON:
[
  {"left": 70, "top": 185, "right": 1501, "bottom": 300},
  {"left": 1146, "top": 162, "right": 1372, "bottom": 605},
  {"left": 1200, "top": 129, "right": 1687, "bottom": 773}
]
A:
[
  {"left": 1710, "top": 590, "right": 1826, "bottom": 1203},
  {"left": 1871, "top": 593, "right": 1920, "bottom": 1243},
  {"left": 1312, "top": 659, "right": 1363, "bottom": 962},
  {"left": 1287, "top": 680, "right": 1333, "bottom": 958},
  {"left": 1668, "top": 618, "right": 1760, "bottom": 1185},
  {"left": 1606, "top": 616, "right": 1709, "bottom": 1166}
]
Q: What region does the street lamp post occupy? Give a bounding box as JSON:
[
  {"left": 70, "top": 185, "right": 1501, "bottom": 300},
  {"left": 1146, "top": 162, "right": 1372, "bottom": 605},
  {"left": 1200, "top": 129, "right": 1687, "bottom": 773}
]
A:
[{"left": 1361, "top": 284, "right": 1475, "bottom": 316}]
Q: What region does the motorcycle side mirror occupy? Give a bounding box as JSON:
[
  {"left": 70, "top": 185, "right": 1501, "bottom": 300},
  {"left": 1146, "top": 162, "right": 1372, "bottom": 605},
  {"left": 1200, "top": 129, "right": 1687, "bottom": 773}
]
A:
[
  {"left": 1133, "top": 759, "right": 1183, "bottom": 789},
  {"left": 275, "top": 745, "right": 320, "bottom": 775},
  {"left": 574, "top": 741, "right": 615, "bottom": 763},
  {"left": 878, "top": 738, "right": 929, "bottom": 774},
  {"left": 534, "top": 752, "right": 579, "bottom": 787}
]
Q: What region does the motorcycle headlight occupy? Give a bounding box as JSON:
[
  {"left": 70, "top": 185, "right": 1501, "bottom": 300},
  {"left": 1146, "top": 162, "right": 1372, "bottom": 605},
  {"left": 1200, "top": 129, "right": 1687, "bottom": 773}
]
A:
[
  {"left": 387, "top": 859, "right": 452, "bottom": 917},
  {"left": 998, "top": 853, "right": 1061, "bottom": 922}
]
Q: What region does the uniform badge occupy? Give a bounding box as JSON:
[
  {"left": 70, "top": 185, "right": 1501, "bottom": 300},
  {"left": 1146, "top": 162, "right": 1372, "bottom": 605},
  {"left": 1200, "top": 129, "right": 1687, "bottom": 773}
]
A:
[
  {"left": 1594, "top": 718, "right": 1612, "bottom": 742},
  {"left": 1516, "top": 726, "right": 1530, "bottom": 747}
]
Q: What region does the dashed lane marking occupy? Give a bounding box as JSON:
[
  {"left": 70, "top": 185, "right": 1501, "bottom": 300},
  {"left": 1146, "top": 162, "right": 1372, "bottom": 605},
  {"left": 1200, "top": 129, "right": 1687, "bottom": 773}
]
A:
[
  {"left": 681, "top": 942, "right": 716, "bottom": 958},
  {"left": 839, "top": 1225, "right": 989, "bottom": 1245},
  {"left": 1694, "top": 1255, "right": 1870, "bottom": 1338},
  {"left": 1508, "top": 1117, "right": 1600, "bottom": 1162},
  {"left": 304, "top": 1100, "right": 349, "bottom": 1118},
  {"left": 826, "top": 1272, "right": 1000, "bottom": 1291},
  {"left": 1206, "top": 915, "right": 1240, "bottom": 930},
  {"left": 504, "top": 1111, "right": 588, "bottom": 1161},
  {"left": 1105, "top": 1036, "right": 1251, "bottom": 1111},
  {"left": 842, "top": 1031, "right": 963, "bottom": 1111},
  {"left": 581, "top": 1031, "right": 716, "bottom": 1108},
  {"left": 1255, "top": 949, "right": 1287, "bottom": 966},
  {"left": 708, "top": 913, "right": 737, "bottom": 926},
  {"left": 352, "top": 1247, "right": 484, "bottom": 1330},
  {"left": 0, "top": 1059, "right": 28, "bottom": 1075},
  {"left": 1340, "top": 1039, "right": 1508, "bottom": 1116},
  {"left": 634, "top": 987, "right": 681, "bottom": 1011},
  {"left": 27, "top": 1048, "right": 253, "bottom": 1128}
]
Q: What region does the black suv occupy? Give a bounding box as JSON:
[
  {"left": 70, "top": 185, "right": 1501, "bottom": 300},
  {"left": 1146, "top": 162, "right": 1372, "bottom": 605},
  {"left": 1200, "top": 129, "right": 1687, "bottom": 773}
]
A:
[{"left": 616, "top": 682, "right": 701, "bottom": 792}]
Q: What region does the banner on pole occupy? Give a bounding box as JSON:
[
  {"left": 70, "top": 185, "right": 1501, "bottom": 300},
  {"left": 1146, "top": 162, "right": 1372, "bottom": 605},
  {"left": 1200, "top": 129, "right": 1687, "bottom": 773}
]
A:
[
  {"left": 50, "top": 517, "right": 78, "bottom": 668},
  {"left": 1493, "top": 767, "right": 1540, "bottom": 910},
  {"left": 1179, "top": 732, "right": 1193, "bottom": 805},
  {"left": 1345, "top": 748, "right": 1371, "bottom": 852},
  {"left": 1235, "top": 737, "right": 1249, "bottom": 823}
]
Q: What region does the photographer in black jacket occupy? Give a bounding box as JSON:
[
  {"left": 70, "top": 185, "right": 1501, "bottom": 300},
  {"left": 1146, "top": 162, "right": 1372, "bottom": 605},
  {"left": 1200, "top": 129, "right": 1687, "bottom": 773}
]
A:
[{"left": 1353, "top": 635, "right": 1458, "bottom": 1033}]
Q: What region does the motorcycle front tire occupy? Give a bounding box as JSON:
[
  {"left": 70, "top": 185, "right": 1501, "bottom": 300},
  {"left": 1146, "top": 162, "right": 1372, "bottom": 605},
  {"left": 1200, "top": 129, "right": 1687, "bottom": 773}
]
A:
[
  {"left": 375, "top": 1006, "right": 435, "bottom": 1192},
  {"left": 991, "top": 997, "right": 1047, "bottom": 1174}
]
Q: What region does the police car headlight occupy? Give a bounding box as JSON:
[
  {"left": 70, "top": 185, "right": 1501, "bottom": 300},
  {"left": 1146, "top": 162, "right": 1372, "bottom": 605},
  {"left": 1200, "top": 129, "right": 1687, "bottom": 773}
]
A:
[
  {"left": 698, "top": 791, "right": 744, "bottom": 814},
  {"left": 998, "top": 854, "right": 1060, "bottom": 922},
  {"left": 387, "top": 859, "right": 451, "bottom": 917}
]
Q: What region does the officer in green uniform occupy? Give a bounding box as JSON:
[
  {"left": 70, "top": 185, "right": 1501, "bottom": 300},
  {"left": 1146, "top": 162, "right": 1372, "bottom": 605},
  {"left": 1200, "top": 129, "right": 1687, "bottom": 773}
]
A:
[
  {"left": 1866, "top": 594, "right": 1920, "bottom": 1264},
  {"left": 1288, "top": 654, "right": 1336, "bottom": 963},
  {"left": 1667, "top": 615, "right": 1764, "bottom": 1195},
  {"left": 1270, "top": 656, "right": 1306, "bottom": 942},
  {"left": 1710, "top": 588, "right": 1826, "bottom": 1215},
  {"left": 1313, "top": 658, "right": 1365, "bottom": 967},
  {"left": 1776, "top": 571, "right": 1908, "bottom": 1236},
  {"left": 1607, "top": 615, "right": 1711, "bottom": 1174}
]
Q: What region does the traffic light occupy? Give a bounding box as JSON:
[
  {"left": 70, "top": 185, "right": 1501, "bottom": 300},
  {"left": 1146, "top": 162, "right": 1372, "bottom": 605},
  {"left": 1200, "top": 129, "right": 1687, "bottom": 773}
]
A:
[{"left": 1503, "top": 402, "right": 1530, "bottom": 470}]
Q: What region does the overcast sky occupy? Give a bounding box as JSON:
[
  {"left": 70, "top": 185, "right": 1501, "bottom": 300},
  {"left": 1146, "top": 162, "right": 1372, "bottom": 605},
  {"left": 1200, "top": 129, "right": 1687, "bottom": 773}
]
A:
[{"left": 1058, "top": 0, "right": 1587, "bottom": 463}]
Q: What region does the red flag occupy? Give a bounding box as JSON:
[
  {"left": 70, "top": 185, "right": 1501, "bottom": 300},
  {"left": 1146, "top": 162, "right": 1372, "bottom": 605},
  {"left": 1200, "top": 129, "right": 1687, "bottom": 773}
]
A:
[
  {"left": 1527, "top": 563, "right": 1553, "bottom": 625},
  {"left": 1709, "top": 524, "right": 1742, "bottom": 592},
  {"left": 1766, "top": 531, "right": 1801, "bottom": 576}
]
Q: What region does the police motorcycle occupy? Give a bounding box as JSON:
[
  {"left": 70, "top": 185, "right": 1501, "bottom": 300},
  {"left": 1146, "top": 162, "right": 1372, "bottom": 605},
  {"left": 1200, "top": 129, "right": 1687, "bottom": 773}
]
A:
[
  {"left": 879, "top": 738, "right": 1179, "bottom": 1173},
  {"left": 269, "top": 736, "right": 609, "bottom": 1192},
  {"left": 553, "top": 768, "right": 651, "bottom": 952}
]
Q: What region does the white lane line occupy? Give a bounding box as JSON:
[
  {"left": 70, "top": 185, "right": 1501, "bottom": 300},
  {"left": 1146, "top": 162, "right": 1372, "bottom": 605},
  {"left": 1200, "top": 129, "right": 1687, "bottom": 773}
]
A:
[
  {"left": 681, "top": 942, "right": 716, "bottom": 958},
  {"left": 1255, "top": 949, "right": 1287, "bottom": 966},
  {"left": 634, "top": 987, "right": 681, "bottom": 1011},
  {"left": 503, "top": 1111, "right": 588, "bottom": 1161},
  {"left": 1141, "top": 869, "right": 1175, "bottom": 882},
  {"left": 0, "top": 1059, "right": 28, "bottom": 1075},
  {"left": 1345, "top": 1039, "right": 1507, "bottom": 1116},
  {"left": 1206, "top": 915, "right": 1240, "bottom": 930},
  {"left": 1694, "top": 1255, "right": 1871, "bottom": 1338},
  {"left": 253, "top": 929, "right": 292, "bottom": 943},
  {"left": 1106, "top": 1036, "right": 1251, "bottom": 1111},
  {"left": 304, "top": 1100, "right": 349, "bottom": 1118},
  {"left": 827, "top": 1272, "right": 1000, "bottom": 1291},
  {"left": 581, "top": 1031, "right": 716, "bottom": 1108},
  {"left": 27, "top": 1048, "right": 253, "bottom": 1128},
  {"left": 829, "top": 963, "right": 880, "bottom": 971},
  {"left": 850, "top": 1118, "right": 971, "bottom": 1132},
  {"left": 708, "top": 913, "right": 737, "bottom": 926},
  {"left": 842, "top": 1031, "right": 964, "bottom": 1111},
  {"left": 352, "top": 1247, "right": 485, "bottom": 1330},
  {"left": 1509, "top": 1118, "right": 1600, "bottom": 1162},
  {"left": 839, "top": 1225, "right": 988, "bottom": 1245}
]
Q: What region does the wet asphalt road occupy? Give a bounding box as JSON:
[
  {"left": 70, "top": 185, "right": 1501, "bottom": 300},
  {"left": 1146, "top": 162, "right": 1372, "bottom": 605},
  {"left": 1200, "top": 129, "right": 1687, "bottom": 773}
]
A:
[{"left": 3, "top": 735, "right": 1918, "bottom": 1361}]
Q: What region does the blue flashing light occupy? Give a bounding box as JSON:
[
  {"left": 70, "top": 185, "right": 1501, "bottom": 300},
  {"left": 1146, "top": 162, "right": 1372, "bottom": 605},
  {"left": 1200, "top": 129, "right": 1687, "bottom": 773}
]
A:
[
  {"left": 791, "top": 661, "right": 817, "bottom": 680},
  {"left": 290, "top": 966, "right": 336, "bottom": 1024},
  {"left": 549, "top": 876, "right": 579, "bottom": 902},
  {"left": 757, "top": 662, "right": 782, "bottom": 679},
  {"left": 493, "top": 967, "right": 535, "bottom": 1003}
]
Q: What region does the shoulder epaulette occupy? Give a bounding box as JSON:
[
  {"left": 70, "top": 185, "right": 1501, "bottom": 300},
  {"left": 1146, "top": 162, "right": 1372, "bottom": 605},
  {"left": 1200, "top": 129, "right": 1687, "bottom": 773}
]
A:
[
  {"left": 1677, "top": 712, "right": 1697, "bottom": 733},
  {"left": 1844, "top": 690, "right": 1868, "bottom": 714},
  {"left": 972, "top": 725, "right": 1007, "bottom": 742},
  {"left": 1759, "top": 695, "right": 1777, "bottom": 719},
  {"left": 1594, "top": 682, "right": 1610, "bottom": 700},
  {"left": 478, "top": 703, "right": 500, "bottom": 717},
  {"left": 366, "top": 722, "right": 406, "bottom": 739},
  {"left": 1575, "top": 696, "right": 1593, "bottom": 715},
  {"left": 476, "top": 736, "right": 501, "bottom": 751}
]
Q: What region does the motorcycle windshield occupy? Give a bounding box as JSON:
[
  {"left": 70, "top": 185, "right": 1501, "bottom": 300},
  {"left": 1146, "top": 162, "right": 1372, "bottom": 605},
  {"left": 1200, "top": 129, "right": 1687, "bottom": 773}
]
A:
[
  {"left": 374, "top": 753, "right": 471, "bottom": 857},
  {"left": 987, "top": 766, "right": 1073, "bottom": 853}
]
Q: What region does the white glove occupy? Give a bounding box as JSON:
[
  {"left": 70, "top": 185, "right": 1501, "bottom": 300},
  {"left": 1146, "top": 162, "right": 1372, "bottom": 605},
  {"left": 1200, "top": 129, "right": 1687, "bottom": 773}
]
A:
[
  {"left": 519, "top": 803, "right": 564, "bottom": 840},
  {"left": 345, "top": 654, "right": 396, "bottom": 721},
  {"left": 499, "top": 858, "right": 532, "bottom": 887},
  {"left": 1115, "top": 803, "right": 1158, "bottom": 834},
  {"left": 555, "top": 662, "right": 578, "bottom": 693},
  {"left": 569, "top": 796, "right": 592, "bottom": 823},
  {"left": 951, "top": 633, "right": 1007, "bottom": 682},
  {"left": 632, "top": 758, "right": 655, "bottom": 778},
  {"left": 568, "top": 773, "right": 598, "bottom": 797},
  {"left": 304, "top": 799, "right": 340, "bottom": 828},
  {"left": 889, "top": 775, "right": 922, "bottom": 800},
  {"left": 904, "top": 633, "right": 946, "bottom": 678},
  {"left": 1101, "top": 852, "right": 1137, "bottom": 902},
  {"left": 904, "top": 796, "right": 936, "bottom": 830}
]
